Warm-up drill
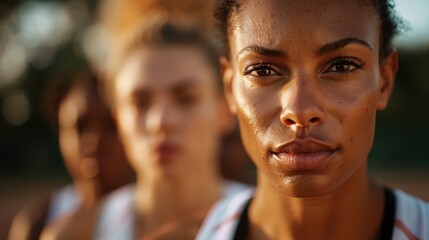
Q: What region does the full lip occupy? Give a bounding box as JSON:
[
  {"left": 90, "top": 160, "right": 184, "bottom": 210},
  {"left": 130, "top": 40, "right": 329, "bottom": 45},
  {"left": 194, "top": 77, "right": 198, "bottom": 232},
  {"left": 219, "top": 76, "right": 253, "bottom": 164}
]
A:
[
  {"left": 153, "top": 141, "right": 181, "bottom": 162},
  {"left": 271, "top": 138, "right": 339, "bottom": 171}
]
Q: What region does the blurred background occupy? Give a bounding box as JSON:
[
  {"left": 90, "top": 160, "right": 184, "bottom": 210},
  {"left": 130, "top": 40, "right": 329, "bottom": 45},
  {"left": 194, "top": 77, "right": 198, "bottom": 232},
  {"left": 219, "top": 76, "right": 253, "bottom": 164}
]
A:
[{"left": 0, "top": 0, "right": 428, "bottom": 238}]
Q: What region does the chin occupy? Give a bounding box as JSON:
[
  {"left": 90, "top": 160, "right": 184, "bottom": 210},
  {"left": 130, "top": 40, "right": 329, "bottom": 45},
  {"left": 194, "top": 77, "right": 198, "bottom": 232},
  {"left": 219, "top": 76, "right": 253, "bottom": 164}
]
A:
[
  {"left": 155, "top": 165, "right": 183, "bottom": 180},
  {"left": 139, "top": 160, "right": 182, "bottom": 181},
  {"left": 273, "top": 173, "right": 343, "bottom": 198}
]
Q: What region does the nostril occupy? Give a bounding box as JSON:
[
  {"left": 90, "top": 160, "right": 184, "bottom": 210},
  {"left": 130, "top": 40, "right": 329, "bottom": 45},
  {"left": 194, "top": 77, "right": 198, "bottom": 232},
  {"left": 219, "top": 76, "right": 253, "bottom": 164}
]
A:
[
  {"left": 310, "top": 117, "right": 320, "bottom": 124},
  {"left": 281, "top": 114, "right": 323, "bottom": 127},
  {"left": 285, "top": 119, "right": 295, "bottom": 126}
]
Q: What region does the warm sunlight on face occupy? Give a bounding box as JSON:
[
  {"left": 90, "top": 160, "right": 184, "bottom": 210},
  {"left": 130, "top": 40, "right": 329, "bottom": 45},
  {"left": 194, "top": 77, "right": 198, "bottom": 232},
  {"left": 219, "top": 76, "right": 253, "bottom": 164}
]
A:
[{"left": 224, "top": 0, "right": 396, "bottom": 196}]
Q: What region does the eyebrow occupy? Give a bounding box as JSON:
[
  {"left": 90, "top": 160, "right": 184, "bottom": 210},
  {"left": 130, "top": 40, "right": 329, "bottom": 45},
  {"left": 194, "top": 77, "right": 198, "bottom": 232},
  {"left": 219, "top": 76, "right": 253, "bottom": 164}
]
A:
[
  {"left": 129, "top": 79, "right": 198, "bottom": 97},
  {"left": 318, "top": 38, "right": 373, "bottom": 55},
  {"left": 237, "top": 45, "right": 286, "bottom": 60},
  {"left": 236, "top": 38, "right": 372, "bottom": 60},
  {"left": 171, "top": 79, "right": 199, "bottom": 93}
]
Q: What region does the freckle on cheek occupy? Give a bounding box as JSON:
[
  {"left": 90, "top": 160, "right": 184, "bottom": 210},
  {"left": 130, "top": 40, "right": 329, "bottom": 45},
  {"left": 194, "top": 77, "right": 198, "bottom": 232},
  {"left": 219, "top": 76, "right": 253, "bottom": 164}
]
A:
[{"left": 350, "top": 137, "right": 354, "bottom": 142}]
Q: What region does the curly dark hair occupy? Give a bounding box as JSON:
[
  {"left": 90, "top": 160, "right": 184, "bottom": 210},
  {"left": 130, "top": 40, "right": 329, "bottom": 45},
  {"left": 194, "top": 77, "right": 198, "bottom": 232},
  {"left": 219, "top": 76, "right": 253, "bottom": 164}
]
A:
[{"left": 215, "top": 0, "right": 406, "bottom": 58}]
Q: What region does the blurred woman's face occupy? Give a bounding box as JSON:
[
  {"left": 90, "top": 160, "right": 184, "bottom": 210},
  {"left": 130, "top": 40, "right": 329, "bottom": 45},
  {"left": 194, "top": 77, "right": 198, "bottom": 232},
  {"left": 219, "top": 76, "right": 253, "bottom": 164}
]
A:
[
  {"left": 223, "top": 0, "right": 397, "bottom": 196},
  {"left": 114, "top": 46, "right": 228, "bottom": 179},
  {"left": 58, "top": 82, "right": 133, "bottom": 191}
]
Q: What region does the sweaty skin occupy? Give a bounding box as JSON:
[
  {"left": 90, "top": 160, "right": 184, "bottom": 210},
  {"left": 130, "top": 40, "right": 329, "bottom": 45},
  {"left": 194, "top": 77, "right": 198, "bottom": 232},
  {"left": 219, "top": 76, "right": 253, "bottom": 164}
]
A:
[{"left": 222, "top": 0, "right": 397, "bottom": 239}]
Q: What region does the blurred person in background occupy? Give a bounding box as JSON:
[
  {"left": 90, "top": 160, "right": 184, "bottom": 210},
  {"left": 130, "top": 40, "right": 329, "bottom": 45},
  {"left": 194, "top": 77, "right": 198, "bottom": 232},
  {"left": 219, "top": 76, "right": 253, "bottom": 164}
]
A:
[
  {"left": 220, "top": 128, "right": 254, "bottom": 184},
  {"left": 8, "top": 71, "right": 135, "bottom": 240},
  {"left": 83, "top": 0, "right": 250, "bottom": 239}
]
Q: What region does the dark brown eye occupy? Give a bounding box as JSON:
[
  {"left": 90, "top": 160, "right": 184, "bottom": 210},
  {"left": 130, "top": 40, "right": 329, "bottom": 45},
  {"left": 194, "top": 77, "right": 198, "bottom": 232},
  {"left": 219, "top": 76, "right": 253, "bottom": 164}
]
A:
[
  {"left": 256, "top": 68, "right": 272, "bottom": 76},
  {"left": 177, "top": 94, "right": 197, "bottom": 106},
  {"left": 332, "top": 62, "right": 354, "bottom": 72},
  {"left": 325, "top": 58, "right": 363, "bottom": 74},
  {"left": 244, "top": 64, "right": 279, "bottom": 77},
  {"left": 132, "top": 95, "right": 150, "bottom": 111}
]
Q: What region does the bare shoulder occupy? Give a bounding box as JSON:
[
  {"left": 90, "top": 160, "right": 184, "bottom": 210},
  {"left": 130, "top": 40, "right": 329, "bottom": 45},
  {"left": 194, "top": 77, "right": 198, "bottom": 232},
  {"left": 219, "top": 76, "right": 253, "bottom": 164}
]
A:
[{"left": 8, "top": 195, "right": 51, "bottom": 240}]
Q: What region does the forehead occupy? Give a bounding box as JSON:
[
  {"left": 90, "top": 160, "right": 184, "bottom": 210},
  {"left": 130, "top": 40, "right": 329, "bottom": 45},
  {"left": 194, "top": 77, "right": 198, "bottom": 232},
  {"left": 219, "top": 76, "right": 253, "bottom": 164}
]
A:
[
  {"left": 115, "top": 46, "right": 216, "bottom": 94},
  {"left": 230, "top": 0, "right": 379, "bottom": 57}
]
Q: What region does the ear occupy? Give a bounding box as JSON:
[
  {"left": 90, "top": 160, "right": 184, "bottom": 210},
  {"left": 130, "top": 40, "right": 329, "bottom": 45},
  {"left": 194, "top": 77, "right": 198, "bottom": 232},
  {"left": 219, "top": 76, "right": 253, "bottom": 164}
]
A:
[
  {"left": 220, "top": 56, "right": 237, "bottom": 114},
  {"left": 377, "top": 49, "right": 398, "bottom": 110}
]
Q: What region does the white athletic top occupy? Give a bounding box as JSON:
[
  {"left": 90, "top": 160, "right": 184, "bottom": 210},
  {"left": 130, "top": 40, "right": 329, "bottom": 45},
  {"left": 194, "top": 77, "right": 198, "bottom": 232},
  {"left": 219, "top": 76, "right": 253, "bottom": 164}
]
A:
[
  {"left": 197, "top": 189, "right": 429, "bottom": 240},
  {"left": 393, "top": 190, "right": 429, "bottom": 240},
  {"left": 94, "top": 181, "right": 251, "bottom": 240},
  {"left": 45, "top": 185, "right": 80, "bottom": 225}
]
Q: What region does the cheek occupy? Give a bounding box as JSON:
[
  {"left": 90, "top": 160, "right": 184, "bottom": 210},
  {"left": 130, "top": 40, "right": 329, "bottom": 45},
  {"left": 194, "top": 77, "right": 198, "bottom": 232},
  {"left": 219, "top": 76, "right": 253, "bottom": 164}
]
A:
[
  {"left": 233, "top": 79, "right": 278, "bottom": 167},
  {"left": 327, "top": 81, "right": 379, "bottom": 165},
  {"left": 182, "top": 102, "right": 221, "bottom": 155},
  {"left": 116, "top": 107, "right": 149, "bottom": 166},
  {"left": 117, "top": 107, "right": 139, "bottom": 140},
  {"left": 59, "top": 129, "right": 83, "bottom": 177},
  {"left": 60, "top": 130, "right": 80, "bottom": 160},
  {"left": 341, "top": 95, "right": 377, "bottom": 155},
  {"left": 324, "top": 70, "right": 379, "bottom": 139}
]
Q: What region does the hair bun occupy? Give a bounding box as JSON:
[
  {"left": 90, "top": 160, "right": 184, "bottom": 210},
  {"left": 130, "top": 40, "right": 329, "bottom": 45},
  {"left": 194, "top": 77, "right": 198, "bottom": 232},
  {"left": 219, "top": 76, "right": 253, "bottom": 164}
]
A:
[{"left": 99, "top": 0, "right": 217, "bottom": 37}]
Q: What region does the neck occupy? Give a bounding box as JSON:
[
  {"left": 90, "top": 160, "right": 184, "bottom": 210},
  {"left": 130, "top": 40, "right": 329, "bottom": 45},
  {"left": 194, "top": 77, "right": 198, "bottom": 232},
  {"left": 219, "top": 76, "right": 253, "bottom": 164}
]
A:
[
  {"left": 134, "top": 168, "right": 222, "bottom": 237},
  {"left": 74, "top": 178, "right": 103, "bottom": 208},
  {"left": 249, "top": 165, "right": 385, "bottom": 240}
]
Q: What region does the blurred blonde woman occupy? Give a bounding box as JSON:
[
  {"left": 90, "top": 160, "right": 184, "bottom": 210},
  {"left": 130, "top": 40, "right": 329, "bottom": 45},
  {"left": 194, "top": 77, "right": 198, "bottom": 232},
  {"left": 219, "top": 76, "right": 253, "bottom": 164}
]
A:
[{"left": 86, "top": 0, "right": 250, "bottom": 239}]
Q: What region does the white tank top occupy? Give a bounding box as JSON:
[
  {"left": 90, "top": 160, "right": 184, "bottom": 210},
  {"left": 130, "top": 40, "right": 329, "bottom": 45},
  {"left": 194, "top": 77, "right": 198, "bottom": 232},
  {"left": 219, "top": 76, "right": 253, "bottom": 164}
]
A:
[
  {"left": 45, "top": 185, "right": 80, "bottom": 225},
  {"left": 94, "top": 181, "right": 251, "bottom": 240},
  {"left": 196, "top": 189, "right": 429, "bottom": 240}
]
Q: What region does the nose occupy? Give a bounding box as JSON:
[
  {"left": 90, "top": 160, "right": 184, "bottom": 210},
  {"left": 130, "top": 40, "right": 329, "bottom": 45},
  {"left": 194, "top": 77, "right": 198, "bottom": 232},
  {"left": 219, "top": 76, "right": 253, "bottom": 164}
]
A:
[
  {"left": 279, "top": 76, "right": 325, "bottom": 129},
  {"left": 80, "top": 131, "right": 100, "bottom": 156},
  {"left": 145, "top": 100, "right": 176, "bottom": 134}
]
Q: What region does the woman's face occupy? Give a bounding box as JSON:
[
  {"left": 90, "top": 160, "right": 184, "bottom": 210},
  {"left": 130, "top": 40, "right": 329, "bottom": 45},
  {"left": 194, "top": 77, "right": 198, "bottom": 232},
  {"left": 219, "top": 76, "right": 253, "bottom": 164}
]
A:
[
  {"left": 59, "top": 82, "right": 133, "bottom": 191},
  {"left": 114, "top": 46, "right": 229, "bottom": 179},
  {"left": 223, "top": 0, "right": 397, "bottom": 196}
]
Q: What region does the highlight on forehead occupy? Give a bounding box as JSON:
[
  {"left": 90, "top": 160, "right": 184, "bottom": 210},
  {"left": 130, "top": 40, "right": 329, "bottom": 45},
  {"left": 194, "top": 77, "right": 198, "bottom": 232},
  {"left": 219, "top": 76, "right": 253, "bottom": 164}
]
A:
[
  {"left": 236, "top": 37, "right": 373, "bottom": 63},
  {"left": 318, "top": 38, "right": 373, "bottom": 55},
  {"left": 215, "top": 0, "right": 406, "bottom": 59}
]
